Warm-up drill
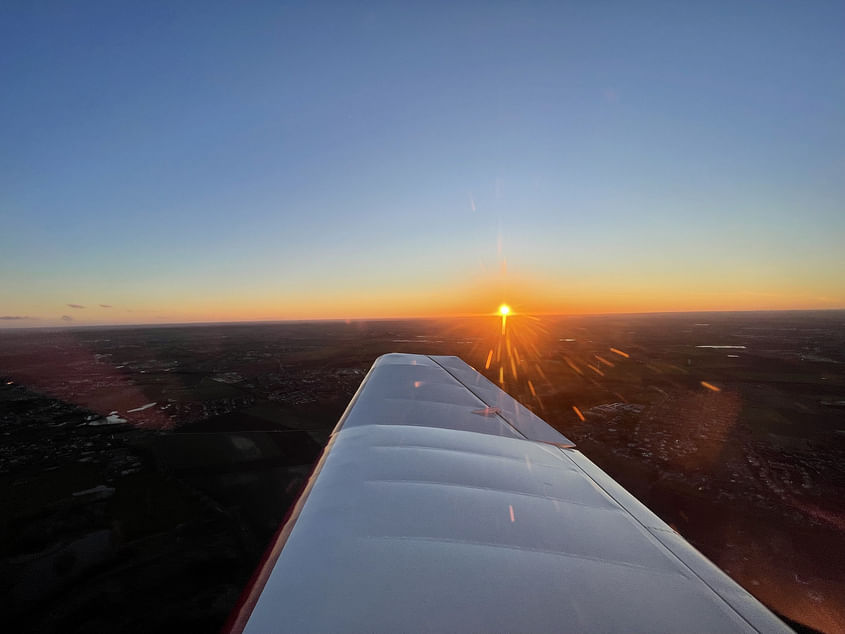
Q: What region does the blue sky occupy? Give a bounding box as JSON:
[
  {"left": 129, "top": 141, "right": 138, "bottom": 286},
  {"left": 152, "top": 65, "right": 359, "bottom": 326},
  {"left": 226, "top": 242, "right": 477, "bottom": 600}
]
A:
[{"left": 1, "top": 1, "right": 843, "bottom": 324}]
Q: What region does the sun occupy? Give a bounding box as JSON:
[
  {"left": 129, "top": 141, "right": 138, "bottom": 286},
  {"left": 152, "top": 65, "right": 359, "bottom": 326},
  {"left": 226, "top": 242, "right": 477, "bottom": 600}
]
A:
[{"left": 498, "top": 304, "right": 510, "bottom": 335}]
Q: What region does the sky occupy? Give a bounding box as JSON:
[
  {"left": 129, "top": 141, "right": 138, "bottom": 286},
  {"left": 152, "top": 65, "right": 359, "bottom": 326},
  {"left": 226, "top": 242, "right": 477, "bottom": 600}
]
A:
[{"left": 1, "top": 1, "right": 843, "bottom": 326}]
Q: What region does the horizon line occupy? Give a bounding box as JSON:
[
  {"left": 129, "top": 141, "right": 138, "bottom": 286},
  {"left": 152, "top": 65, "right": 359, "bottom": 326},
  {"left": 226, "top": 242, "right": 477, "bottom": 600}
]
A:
[{"left": 1, "top": 307, "right": 844, "bottom": 331}]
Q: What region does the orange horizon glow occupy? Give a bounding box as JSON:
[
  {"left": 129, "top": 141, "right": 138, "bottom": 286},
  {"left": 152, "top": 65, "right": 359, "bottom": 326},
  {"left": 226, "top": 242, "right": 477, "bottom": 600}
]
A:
[
  {"left": 2, "top": 271, "right": 844, "bottom": 327},
  {"left": 3, "top": 302, "right": 845, "bottom": 328}
]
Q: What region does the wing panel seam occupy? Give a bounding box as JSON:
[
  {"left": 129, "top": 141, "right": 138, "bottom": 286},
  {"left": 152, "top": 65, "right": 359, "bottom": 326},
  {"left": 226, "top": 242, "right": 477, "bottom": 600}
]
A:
[
  {"left": 365, "top": 535, "right": 688, "bottom": 579},
  {"left": 426, "top": 355, "right": 529, "bottom": 440},
  {"left": 364, "top": 478, "right": 620, "bottom": 509}
]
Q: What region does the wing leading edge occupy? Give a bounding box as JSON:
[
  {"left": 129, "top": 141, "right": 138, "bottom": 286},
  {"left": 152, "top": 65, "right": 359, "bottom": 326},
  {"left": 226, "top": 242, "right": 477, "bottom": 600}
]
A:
[{"left": 229, "top": 353, "right": 789, "bottom": 633}]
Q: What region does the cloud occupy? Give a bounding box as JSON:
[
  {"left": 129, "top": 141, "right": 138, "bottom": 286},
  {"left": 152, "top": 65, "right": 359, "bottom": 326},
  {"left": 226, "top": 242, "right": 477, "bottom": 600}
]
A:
[
  {"left": 67, "top": 303, "right": 85, "bottom": 309},
  {"left": 0, "top": 315, "right": 32, "bottom": 320},
  {"left": 99, "top": 304, "right": 112, "bottom": 308},
  {"left": 61, "top": 315, "right": 73, "bottom": 322}
]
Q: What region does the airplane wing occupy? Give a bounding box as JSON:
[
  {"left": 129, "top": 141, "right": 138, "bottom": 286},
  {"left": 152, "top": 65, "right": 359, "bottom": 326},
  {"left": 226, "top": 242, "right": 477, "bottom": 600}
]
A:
[{"left": 228, "top": 353, "right": 790, "bottom": 633}]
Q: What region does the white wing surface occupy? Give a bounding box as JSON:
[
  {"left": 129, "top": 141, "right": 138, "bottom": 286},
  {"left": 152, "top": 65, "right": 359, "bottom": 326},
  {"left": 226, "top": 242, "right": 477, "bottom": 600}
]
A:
[{"left": 230, "top": 353, "right": 790, "bottom": 633}]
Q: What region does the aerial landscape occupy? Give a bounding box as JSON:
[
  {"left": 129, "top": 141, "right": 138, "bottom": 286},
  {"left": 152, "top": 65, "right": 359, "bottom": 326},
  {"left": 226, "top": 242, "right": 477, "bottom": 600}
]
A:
[
  {"left": 2, "top": 311, "right": 844, "bottom": 631},
  {"left": 2, "top": 1, "right": 844, "bottom": 632}
]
